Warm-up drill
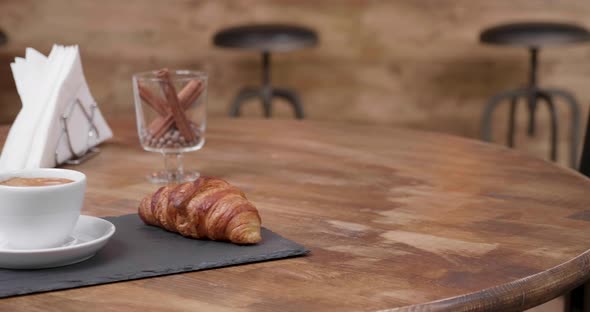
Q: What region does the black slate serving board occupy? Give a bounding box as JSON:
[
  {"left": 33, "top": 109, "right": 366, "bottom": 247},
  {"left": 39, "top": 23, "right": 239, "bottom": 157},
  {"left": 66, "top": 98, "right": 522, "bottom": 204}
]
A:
[{"left": 0, "top": 214, "right": 309, "bottom": 298}]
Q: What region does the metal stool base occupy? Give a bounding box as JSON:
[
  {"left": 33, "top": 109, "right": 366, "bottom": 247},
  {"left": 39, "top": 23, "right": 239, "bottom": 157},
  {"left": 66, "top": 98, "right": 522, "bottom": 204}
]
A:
[
  {"left": 481, "top": 87, "right": 581, "bottom": 167},
  {"left": 229, "top": 86, "right": 304, "bottom": 119},
  {"left": 229, "top": 51, "right": 305, "bottom": 119},
  {"left": 481, "top": 48, "right": 581, "bottom": 168}
]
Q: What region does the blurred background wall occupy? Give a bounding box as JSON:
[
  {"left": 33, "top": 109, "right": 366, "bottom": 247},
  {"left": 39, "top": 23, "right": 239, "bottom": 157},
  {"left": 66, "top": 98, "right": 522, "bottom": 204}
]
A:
[{"left": 1, "top": 0, "right": 589, "bottom": 166}]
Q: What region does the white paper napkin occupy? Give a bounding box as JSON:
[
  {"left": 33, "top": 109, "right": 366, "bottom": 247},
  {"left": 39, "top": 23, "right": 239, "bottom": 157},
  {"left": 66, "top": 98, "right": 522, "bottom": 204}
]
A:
[{"left": 0, "top": 45, "right": 113, "bottom": 170}]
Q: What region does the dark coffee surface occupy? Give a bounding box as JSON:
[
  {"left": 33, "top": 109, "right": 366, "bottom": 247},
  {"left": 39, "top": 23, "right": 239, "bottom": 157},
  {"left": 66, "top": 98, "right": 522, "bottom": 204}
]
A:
[{"left": 0, "top": 214, "right": 308, "bottom": 298}]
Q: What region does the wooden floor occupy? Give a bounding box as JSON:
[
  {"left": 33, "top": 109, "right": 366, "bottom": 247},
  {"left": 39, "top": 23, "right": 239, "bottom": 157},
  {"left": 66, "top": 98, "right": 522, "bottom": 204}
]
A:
[{"left": 527, "top": 297, "right": 564, "bottom": 312}]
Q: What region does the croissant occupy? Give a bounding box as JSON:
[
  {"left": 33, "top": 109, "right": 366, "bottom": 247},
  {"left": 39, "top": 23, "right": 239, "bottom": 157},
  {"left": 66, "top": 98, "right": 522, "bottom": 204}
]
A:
[{"left": 138, "top": 176, "right": 262, "bottom": 244}]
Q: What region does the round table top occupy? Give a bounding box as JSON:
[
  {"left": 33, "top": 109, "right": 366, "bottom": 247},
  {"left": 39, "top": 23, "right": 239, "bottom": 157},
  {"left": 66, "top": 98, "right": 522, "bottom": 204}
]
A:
[
  {"left": 3, "top": 118, "right": 590, "bottom": 312},
  {"left": 480, "top": 22, "right": 590, "bottom": 48},
  {"left": 213, "top": 24, "right": 318, "bottom": 52}
]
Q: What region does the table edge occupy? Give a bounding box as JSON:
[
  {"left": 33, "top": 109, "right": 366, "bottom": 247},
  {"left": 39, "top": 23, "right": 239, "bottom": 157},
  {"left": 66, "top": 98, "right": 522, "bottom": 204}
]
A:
[{"left": 384, "top": 248, "right": 590, "bottom": 312}]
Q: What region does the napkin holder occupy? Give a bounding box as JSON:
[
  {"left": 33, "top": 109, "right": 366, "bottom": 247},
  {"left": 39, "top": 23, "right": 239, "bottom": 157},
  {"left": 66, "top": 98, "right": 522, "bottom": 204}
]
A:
[
  {"left": 0, "top": 45, "right": 113, "bottom": 171},
  {"left": 55, "top": 97, "right": 101, "bottom": 166}
]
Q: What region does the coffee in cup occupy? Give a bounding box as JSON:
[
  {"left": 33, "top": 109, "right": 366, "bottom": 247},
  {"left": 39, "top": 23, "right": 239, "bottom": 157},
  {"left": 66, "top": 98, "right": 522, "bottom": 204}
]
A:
[
  {"left": 0, "top": 177, "right": 74, "bottom": 187},
  {"left": 0, "top": 168, "right": 86, "bottom": 250}
]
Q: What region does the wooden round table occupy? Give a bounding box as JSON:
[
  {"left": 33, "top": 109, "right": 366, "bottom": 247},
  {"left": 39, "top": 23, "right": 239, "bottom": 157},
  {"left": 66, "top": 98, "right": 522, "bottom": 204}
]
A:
[{"left": 2, "top": 118, "right": 590, "bottom": 311}]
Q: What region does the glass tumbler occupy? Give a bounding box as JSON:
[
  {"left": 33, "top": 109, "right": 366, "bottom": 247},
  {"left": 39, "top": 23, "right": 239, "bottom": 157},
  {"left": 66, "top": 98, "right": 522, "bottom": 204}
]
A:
[{"left": 132, "top": 69, "right": 207, "bottom": 184}]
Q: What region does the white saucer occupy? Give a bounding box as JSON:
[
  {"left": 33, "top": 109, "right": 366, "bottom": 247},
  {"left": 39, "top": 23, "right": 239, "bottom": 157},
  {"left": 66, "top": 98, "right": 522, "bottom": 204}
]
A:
[{"left": 0, "top": 215, "right": 115, "bottom": 269}]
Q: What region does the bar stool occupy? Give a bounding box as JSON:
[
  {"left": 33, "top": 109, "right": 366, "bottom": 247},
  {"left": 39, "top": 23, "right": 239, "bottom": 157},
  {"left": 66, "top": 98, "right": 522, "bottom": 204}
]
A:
[
  {"left": 568, "top": 106, "right": 590, "bottom": 312},
  {"left": 480, "top": 22, "right": 590, "bottom": 167},
  {"left": 0, "top": 29, "right": 6, "bottom": 46},
  {"left": 213, "top": 24, "right": 318, "bottom": 119}
]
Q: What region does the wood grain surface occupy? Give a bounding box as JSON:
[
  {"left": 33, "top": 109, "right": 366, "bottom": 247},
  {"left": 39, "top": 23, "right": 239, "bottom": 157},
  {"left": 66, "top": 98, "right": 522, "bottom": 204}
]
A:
[
  {"left": 1, "top": 118, "right": 590, "bottom": 311},
  {"left": 1, "top": 0, "right": 590, "bottom": 167}
]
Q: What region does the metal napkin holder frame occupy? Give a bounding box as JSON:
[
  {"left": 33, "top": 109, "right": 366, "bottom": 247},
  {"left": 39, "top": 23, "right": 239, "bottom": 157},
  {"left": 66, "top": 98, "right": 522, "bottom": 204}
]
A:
[{"left": 55, "top": 97, "right": 101, "bottom": 166}]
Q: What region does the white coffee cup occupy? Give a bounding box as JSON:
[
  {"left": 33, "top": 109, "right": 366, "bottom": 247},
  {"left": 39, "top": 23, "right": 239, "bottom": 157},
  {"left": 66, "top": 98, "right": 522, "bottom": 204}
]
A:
[{"left": 0, "top": 168, "right": 86, "bottom": 250}]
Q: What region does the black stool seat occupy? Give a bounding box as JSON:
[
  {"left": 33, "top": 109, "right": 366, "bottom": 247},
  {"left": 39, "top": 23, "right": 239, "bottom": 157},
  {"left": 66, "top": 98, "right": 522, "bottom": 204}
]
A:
[
  {"left": 213, "top": 24, "right": 318, "bottom": 52},
  {"left": 480, "top": 22, "right": 590, "bottom": 47},
  {"left": 213, "top": 24, "right": 318, "bottom": 119}
]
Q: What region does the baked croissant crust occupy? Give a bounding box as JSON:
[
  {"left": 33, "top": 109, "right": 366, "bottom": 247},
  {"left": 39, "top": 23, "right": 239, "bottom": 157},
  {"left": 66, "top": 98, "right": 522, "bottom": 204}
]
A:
[{"left": 138, "top": 177, "right": 262, "bottom": 244}]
